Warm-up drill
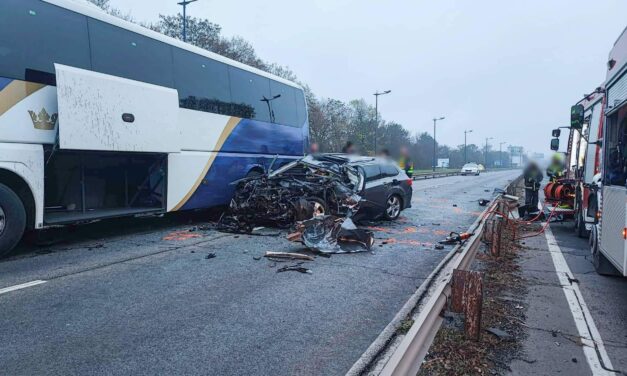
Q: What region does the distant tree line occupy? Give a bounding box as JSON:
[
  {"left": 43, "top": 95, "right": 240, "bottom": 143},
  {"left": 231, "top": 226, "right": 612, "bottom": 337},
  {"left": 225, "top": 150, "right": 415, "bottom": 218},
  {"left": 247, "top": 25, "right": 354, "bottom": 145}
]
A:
[{"left": 89, "top": 0, "right": 511, "bottom": 169}]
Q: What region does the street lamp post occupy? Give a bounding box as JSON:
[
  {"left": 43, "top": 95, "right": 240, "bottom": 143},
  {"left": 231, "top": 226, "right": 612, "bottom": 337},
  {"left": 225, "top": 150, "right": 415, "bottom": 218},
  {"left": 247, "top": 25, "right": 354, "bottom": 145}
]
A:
[
  {"left": 484, "top": 137, "right": 493, "bottom": 168},
  {"left": 373, "top": 90, "right": 391, "bottom": 154},
  {"left": 432, "top": 117, "right": 445, "bottom": 171},
  {"left": 177, "top": 0, "right": 198, "bottom": 42},
  {"left": 499, "top": 142, "right": 507, "bottom": 168},
  {"left": 464, "top": 129, "right": 473, "bottom": 164},
  {"left": 260, "top": 94, "right": 281, "bottom": 123}
]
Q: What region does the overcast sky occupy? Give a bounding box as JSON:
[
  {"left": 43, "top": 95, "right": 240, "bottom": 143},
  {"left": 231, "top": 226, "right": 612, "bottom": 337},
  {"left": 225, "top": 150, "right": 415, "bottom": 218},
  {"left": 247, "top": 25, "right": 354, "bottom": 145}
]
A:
[{"left": 109, "top": 0, "right": 626, "bottom": 155}]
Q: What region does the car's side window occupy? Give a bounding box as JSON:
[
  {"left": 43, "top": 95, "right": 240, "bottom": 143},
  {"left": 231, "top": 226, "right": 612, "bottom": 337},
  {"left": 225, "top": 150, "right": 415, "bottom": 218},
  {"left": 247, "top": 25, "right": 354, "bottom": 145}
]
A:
[
  {"left": 361, "top": 164, "right": 382, "bottom": 182},
  {"left": 381, "top": 164, "right": 399, "bottom": 177}
]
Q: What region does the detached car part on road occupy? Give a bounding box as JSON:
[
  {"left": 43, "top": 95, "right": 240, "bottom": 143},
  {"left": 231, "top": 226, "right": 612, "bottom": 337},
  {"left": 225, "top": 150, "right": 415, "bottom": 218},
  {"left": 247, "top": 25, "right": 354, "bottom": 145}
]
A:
[{"left": 219, "top": 154, "right": 413, "bottom": 233}]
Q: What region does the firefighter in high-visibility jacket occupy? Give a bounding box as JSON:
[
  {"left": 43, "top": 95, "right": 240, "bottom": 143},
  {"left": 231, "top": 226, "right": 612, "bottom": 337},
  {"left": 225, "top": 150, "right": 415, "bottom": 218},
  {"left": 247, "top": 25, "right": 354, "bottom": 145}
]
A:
[{"left": 546, "top": 153, "right": 565, "bottom": 182}]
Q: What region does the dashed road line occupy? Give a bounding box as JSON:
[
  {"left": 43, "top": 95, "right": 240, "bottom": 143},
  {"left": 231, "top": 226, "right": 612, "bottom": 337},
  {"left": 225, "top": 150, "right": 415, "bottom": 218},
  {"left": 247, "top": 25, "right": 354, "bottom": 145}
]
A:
[
  {"left": 544, "top": 225, "right": 617, "bottom": 375},
  {"left": 0, "top": 280, "right": 47, "bottom": 295}
]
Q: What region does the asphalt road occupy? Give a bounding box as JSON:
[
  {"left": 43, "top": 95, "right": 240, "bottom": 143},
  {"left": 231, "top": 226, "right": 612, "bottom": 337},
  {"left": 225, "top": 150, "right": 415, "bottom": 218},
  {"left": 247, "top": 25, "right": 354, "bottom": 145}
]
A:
[{"left": 0, "top": 170, "right": 520, "bottom": 376}]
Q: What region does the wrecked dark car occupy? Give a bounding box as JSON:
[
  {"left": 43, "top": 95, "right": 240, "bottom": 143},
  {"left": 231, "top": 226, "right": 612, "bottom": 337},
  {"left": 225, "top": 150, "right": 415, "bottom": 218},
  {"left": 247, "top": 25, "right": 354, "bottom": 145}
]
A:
[
  {"left": 218, "top": 154, "right": 363, "bottom": 232},
  {"left": 218, "top": 154, "right": 412, "bottom": 232}
]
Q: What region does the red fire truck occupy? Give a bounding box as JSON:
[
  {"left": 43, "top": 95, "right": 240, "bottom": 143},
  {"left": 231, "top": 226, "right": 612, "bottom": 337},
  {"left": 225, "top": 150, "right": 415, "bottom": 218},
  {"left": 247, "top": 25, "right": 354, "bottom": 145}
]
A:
[{"left": 550, "top": 27, "right": 626, "bottom": 275}]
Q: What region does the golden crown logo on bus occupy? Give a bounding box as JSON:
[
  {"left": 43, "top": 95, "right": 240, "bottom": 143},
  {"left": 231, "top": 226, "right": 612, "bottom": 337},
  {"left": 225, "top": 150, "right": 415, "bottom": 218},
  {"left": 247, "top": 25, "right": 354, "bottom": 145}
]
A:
[{"left": 28, "top": 108, "right": 57, "bottom": 130}]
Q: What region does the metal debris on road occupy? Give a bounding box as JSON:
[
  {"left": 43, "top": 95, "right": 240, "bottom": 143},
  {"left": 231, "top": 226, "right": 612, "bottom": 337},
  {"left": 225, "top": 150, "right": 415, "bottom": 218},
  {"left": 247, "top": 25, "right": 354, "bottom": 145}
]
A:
[
  {"left": 478, "top": 199, "right": 490, "bottom": 206},
  {"left": 276, "top": 262, "right": 312, "bottom": 274},
  {"left": 205, "top": 253, "right": 216, "bottom": 259},
  {"left": 439, "top": 232, "right": 474, "bottom": 245},
  {"left": 263, "top": 251, "right": 315, "bottom": 261},
  {"left": 291, "top": 215, "right": 374, "bottom": 253}
]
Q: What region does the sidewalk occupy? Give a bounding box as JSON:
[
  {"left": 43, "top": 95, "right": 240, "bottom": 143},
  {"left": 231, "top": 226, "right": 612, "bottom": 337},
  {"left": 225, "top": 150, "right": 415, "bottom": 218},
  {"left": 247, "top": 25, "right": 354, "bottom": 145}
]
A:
[{"left": 509, "top": 222, "right": 627, "bottom": 376}]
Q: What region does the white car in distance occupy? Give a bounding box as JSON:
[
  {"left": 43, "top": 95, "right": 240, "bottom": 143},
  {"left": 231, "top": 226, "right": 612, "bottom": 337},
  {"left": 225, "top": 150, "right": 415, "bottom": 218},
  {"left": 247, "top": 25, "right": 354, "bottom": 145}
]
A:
[{"left": 460, "top": 163, "right": 480, "bottom": 176}]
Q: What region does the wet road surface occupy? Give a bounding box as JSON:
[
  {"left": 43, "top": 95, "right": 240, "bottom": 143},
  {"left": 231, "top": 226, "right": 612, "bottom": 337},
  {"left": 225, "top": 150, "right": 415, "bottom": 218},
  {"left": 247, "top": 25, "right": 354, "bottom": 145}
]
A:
[{"left": 0, "top": 170, "right": 519, "bottom": 375}]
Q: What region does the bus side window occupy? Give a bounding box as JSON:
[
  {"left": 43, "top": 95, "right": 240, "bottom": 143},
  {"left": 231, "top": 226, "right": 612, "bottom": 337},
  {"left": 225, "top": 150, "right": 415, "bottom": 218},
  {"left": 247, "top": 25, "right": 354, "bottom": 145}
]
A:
[
  {"left": 0, "top": 0, "right": 91, "bottom": 82},
  {"left": 88, "top": 18, "right": 174, "bottom": 88},
  {"left": 173, "top": 49, "right": 232, "bottom": 115},
  {"left": 269, "top": 81, "right": 298, "bottom": 127},
  {"left": 229, "top": 67, "right": 271, "bottom": 123}
]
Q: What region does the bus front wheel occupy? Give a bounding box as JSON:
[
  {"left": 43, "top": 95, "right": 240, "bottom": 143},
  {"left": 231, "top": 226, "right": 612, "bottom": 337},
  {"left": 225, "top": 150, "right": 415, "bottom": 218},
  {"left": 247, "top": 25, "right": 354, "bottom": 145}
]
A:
[{"left": 0, "top": 183, "right": 26, "bottom": 258}]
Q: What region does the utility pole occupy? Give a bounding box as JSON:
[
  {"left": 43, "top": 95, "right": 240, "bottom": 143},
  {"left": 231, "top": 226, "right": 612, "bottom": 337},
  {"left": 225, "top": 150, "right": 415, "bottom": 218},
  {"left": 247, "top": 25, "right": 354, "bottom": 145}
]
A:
[
  {"left": 499, "top": 142, "right": 507, "bottom": 168},
  {"left": 484, "top": 137, "right": 493, "bottom": 168},
  {"left": 177, "top": 0, "right": 198, "bottom": 42},
  {"left": 464, "top": 129, "right": 473, "bottom": 164},
  {"left": 373, "top": 90, "right": 391, "bottom": 154},
  {"left": 432, "top": 117, "right": 445, "bottom": 171}
]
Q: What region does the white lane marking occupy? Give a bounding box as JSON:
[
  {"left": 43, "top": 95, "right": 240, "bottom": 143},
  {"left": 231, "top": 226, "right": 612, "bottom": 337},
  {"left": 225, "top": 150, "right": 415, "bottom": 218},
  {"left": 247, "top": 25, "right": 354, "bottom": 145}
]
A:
[
  {"left": 252, "top": 227, "right": 265, "bottom": 231},
  {"left": 544, "top": 226, "right": 615, "bottom": 375},
  {"left": 0, "top": 280, "right": 47, "bottom": 295}
]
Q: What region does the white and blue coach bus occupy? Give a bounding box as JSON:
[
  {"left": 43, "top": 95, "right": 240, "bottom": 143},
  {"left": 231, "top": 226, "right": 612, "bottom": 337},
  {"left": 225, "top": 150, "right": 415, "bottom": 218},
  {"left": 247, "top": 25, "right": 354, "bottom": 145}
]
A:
[{"left": 0, "top": 0, "right": 309, "bottom": 255}]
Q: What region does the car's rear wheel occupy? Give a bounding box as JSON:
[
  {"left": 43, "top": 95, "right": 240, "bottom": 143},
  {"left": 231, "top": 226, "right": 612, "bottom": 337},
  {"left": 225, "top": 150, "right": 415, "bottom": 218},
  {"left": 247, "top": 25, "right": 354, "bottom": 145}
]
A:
[
  {"left": 0, "top": 183, "right": 26, "bottom": 258},
  {"left": 384, "top": 195, "right": 402, "bottom": 220}
]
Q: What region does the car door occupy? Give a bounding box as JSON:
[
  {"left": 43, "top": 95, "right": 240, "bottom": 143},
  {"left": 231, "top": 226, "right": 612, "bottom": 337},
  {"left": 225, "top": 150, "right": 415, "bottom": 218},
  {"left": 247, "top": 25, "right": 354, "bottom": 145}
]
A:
[{"left": 360, "top": 164, "right": 387, "bottom": 217}]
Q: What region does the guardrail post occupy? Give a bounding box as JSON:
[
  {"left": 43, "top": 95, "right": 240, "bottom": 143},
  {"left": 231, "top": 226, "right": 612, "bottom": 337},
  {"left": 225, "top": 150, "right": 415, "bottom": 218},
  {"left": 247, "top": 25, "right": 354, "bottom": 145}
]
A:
[
  {"left": 490, "top": 215, "right": 503, "bottom": 257},
  {"left": 451, "top": 269, "right": 467, "bottom": 313},
  {"left": 450, "top": 269, "right": 484, "bottom": 340},
  {"left": 463, "top": 271, "right": 483, "bottom": 340}
]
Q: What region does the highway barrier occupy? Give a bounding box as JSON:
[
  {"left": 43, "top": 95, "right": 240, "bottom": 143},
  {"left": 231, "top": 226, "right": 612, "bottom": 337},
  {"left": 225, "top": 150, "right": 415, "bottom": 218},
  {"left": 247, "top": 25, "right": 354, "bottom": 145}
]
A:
[
  {"left": 412, "top": 169, "right": 520, "bottom": 180},
  {"left": 347, "top": 174, "right": 523, "bottom": 376}
]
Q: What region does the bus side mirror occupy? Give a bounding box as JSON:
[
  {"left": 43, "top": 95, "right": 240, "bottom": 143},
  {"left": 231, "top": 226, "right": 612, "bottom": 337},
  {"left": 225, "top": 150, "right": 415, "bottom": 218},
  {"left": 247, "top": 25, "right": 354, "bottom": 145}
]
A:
[
  {"left": 571, "top": 104, "right": 584, "bottom": 129},
  {"left": 552, "top": 129, "right": 561, "bottom": 137},
  {"left": 550, "top": 138, "right": 560, "bottom": 151}
]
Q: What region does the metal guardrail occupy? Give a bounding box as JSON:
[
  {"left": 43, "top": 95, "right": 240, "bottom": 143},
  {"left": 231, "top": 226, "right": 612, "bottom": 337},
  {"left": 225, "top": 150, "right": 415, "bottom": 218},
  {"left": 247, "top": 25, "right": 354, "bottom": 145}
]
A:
[
  {"left": 412, "top": 172, "right": 460, "bottom": 179},
  {"left": 378, "top": 175, "right": 523, "bottom": 375},
  {"left": 412, "top": 169, "right": 519, "bottom": 180},
  {"left": 347, "top": 174, "right": 523, "bottom": 376}
]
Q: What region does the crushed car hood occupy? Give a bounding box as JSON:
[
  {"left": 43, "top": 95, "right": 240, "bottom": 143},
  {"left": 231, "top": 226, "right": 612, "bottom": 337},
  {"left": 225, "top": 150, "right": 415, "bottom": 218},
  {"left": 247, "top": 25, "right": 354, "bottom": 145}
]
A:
[{"left": 218, "top": 154, "right": 366, "bottom": 233}]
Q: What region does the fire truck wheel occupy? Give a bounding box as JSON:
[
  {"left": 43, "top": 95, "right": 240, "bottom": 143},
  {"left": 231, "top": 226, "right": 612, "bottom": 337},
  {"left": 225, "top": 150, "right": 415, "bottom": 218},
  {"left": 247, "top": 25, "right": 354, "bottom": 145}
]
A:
[
  {"left": 590, "top": 225, "right": 619, "bottom": 276},
  {"left": 0, "top": 183, "right": 26, "bottom": 258}
]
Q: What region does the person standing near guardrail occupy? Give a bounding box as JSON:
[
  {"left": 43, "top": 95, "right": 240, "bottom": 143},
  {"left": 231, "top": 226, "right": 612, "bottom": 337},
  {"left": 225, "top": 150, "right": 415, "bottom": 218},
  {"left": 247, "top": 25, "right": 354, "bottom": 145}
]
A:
[
  {"left": 398, "top": 146, "right": 414, "bottom": 177},
  {"left": 523, "top": 161, "right": 543, "bottom": 217}
]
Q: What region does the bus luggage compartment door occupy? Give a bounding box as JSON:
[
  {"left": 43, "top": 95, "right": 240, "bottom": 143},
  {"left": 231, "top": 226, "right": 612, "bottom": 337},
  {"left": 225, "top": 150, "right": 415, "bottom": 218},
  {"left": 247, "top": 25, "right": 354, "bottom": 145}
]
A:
[{"left": 55, "top": 64, "right": 180, "bottom": 153}]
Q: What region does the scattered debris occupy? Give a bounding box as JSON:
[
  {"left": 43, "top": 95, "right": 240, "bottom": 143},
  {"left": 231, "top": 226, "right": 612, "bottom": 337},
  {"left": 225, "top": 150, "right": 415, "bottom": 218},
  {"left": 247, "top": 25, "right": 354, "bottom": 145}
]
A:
[
  {"left": 439, "top": 232, "right": 474, "bottom": 245},
  {"left": 277, "top": 262, "right": 312, "bottom": 274},
  {"left": 291, "top": 215, "right": 374, "bottom": 253},
  {"left": 264, "top": 251, "right": 315, "bottom": 261},
  {"left": 478, "top": 199, "right": 490, "bottom": 206},
  {"left": 253, "top": 256, "right": 261, "bottom": 261},
  {"left": 205, "top": 253, "right": 216, "bottom": 259},
  {"left": 486, "top": 327, "right": 513, "bottom": 341},
  {"left": 435, "top": 244, "right": 445, "bottom": 250},
  {"left": 453, "top": 204, "right": 458, "bottom": 207}
]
